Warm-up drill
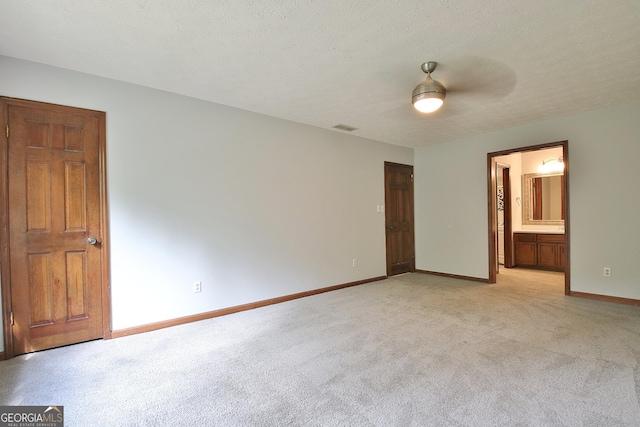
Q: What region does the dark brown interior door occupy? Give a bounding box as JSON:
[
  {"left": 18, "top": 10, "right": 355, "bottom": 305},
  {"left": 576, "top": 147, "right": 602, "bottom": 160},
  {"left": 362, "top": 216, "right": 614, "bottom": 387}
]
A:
[
  {"left": 2, "top": 98, "right": 107, "bottom": 355},
  {"left": 384, "top": 162, "right": 415, "bottom": 276},
  {"left": 502, "top": 166, "right": 513, "bottom": 268}
]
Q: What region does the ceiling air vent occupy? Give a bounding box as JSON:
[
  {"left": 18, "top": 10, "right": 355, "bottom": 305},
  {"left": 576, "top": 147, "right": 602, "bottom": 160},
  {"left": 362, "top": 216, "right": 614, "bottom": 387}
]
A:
[{"left": 332, "top": 124, "right": 358, "bottom": 132}]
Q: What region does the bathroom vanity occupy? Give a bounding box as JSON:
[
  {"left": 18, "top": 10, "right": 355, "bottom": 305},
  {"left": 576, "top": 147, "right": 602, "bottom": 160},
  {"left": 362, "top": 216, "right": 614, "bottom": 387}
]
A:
[{"left": 513, "top": 232, "right": 565, "bottom": 272}]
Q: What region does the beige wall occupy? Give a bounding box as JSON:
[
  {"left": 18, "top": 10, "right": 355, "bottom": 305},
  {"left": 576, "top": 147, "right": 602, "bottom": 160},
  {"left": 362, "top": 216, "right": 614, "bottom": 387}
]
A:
[{"left": 497, "top": 148, "right": 565, "bottom": 233}]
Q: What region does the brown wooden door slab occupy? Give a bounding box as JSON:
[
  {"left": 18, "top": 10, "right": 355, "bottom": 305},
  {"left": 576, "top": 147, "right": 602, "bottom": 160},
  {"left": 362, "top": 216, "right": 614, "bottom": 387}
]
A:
[
  {"left": 501, "top": 167, "right": 514, "bottom": 268},
  {"left": 384, "top": 162, "right": 415, "bottom": 276},
  {"left": 2, "top": 98, "right": 108, "bottom": 355}
]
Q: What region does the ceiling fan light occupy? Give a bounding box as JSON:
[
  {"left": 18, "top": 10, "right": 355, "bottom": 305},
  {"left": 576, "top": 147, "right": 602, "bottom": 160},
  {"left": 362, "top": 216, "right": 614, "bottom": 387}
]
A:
[
  {"left": 413, "top": 96, "right": 444, "bottom": 113},
  {"left": 412, "top": 76, "right": 446, "bottom": 113}
]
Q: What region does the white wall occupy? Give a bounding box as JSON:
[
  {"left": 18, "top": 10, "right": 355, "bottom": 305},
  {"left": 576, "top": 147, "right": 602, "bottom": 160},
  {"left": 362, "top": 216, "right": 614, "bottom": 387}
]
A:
[
  {"left": 0, "top": 56, "right": 413, "bottom": 349},
  {"left": 415, "top": 100, "right": 640, "bottom": 299}
]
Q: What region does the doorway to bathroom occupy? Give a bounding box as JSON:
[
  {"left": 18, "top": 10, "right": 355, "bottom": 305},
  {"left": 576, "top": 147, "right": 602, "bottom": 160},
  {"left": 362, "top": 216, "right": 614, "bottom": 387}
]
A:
[{"left": 487, "top": 141, "right": 570, "bottom": 295}]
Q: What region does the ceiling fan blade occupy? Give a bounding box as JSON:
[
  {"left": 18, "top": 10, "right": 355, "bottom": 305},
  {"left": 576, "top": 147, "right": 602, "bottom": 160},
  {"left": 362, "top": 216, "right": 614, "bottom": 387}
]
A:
[{"left": 441, "top": 56, "right": 517, "bottom": 101}]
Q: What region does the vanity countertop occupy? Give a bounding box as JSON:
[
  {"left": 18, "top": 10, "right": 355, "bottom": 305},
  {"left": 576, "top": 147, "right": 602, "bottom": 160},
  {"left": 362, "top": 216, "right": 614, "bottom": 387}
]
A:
[{"left": 515, "top": 230, "right": 565, "bottom": 235}]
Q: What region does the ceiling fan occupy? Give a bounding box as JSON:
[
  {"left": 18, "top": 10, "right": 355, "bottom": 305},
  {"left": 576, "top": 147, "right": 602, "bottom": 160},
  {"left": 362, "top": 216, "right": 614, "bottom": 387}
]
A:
[
  {"left": 411, "top": 57, "right": 518, "bottom": 114},
  {"left": 412, "top": 61, "right": 446, "bottom": 113}
]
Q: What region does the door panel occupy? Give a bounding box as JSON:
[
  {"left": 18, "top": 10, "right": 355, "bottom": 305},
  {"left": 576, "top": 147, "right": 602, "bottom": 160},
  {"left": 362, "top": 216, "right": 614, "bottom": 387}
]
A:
[
  {"left": 515, "top": 242, "right": 537, "bottom": 266},
  {"left": 384, "top": 162, "right": 415, "bottom": 276},
  {"left": 3, "top": 99, "right": 107, "bottom": 355},
  {"left": 538, "top": 243, "right": 558, "bottom": 268}
]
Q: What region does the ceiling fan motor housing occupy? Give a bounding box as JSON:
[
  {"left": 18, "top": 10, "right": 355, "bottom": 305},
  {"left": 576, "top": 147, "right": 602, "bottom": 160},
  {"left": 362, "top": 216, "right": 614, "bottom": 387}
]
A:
[{"left": 412, "top": 76, "right": 446, "bottom": 102}]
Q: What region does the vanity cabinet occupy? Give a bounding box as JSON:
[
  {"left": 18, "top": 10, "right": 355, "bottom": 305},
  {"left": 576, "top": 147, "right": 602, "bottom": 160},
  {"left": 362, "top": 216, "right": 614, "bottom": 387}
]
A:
[{"left": 514, "top": 232, "right": 565, "bottom": 271}]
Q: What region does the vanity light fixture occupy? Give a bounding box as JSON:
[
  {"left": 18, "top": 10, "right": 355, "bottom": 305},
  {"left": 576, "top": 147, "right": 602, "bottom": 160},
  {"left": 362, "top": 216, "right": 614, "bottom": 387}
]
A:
[
  {"left": 539, "top": 158, "right": 564, "bottom": 173},
  {"left": 412, "top": 61, "right": 446, "bottom": 113}
]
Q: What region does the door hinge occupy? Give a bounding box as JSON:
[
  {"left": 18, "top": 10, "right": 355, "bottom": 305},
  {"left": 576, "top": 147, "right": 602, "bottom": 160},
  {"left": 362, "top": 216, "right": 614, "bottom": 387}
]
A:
[
  {"left": 411, "top": 173, "right": 414, "bottom": 182},
  {"left": 5, "top": 124, "right": 8, "bottom": 139},
  {"left": 10, "top": 311, "right": 14, "bottom": 326}
]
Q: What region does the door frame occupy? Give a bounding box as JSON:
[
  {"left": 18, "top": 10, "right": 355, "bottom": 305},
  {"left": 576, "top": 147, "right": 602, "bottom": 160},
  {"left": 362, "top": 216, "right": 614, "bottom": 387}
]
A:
[
  {"left": 487, "top": 140, "right": 570, "bottom": 294},
  {"left": 0, "top": 97, "right": 112, "bottom": 359}
]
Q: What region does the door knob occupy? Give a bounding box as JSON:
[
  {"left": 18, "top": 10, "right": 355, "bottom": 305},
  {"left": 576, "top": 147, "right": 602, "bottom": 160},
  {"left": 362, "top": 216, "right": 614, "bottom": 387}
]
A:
[{"left": 87, "top": 237, "right": 98, "bottom": 245}]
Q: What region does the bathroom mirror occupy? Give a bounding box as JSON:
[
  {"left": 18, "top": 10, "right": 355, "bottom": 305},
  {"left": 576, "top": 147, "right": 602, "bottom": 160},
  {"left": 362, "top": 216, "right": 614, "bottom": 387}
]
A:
[{"left": 522, "top": 172, "right": 564, "bottom": 225}]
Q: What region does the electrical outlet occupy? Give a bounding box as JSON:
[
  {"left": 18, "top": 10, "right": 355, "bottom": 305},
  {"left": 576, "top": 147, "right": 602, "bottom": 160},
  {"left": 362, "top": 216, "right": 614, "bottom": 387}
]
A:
[
  {"left": 603, "top": 267, "right": 611, "bottom": 277},
  {"left": 193, "top": 281, "right": 202, "bottom": 293},
  {"left": 352, "top": 259, "right": 357, "bottom": 268}
]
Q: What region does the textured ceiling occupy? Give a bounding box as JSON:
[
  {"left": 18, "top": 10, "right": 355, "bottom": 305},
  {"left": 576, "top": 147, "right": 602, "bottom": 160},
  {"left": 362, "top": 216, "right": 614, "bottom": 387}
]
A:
[{"left": 1, "top": 1, "right": 639, "bottom": 148}]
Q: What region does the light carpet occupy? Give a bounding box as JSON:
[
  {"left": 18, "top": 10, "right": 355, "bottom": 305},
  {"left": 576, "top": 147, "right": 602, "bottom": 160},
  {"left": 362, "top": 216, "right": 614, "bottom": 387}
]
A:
[{"left": 1, "top": 269, "right": 640, "bottom": 426}]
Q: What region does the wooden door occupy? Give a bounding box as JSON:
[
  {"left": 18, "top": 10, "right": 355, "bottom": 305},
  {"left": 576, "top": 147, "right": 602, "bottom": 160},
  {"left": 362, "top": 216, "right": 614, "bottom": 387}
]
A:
[
  {"left": 501, "top": 167, "right": 513, "bottom": 268},
  {"left": 1, "top": 98, "right": 109, "bottom": 356},
  {"left": 384, "top": 162, "right": 415, "bottom": 276},
  {"left": 496, "top": 163, "right": 514, "bottom": 271}
]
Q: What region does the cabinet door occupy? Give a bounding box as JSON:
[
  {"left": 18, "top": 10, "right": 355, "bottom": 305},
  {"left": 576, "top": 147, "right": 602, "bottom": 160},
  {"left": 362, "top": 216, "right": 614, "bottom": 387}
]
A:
[
  {"left": 538, "top": 243, "right": 558, "bottom": 268},
  {"left": 557, "top": 244, "right": 565, "bottom": 269},
  {"left": 515, "top": 242, "right": 537, "bottom": 266}
]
